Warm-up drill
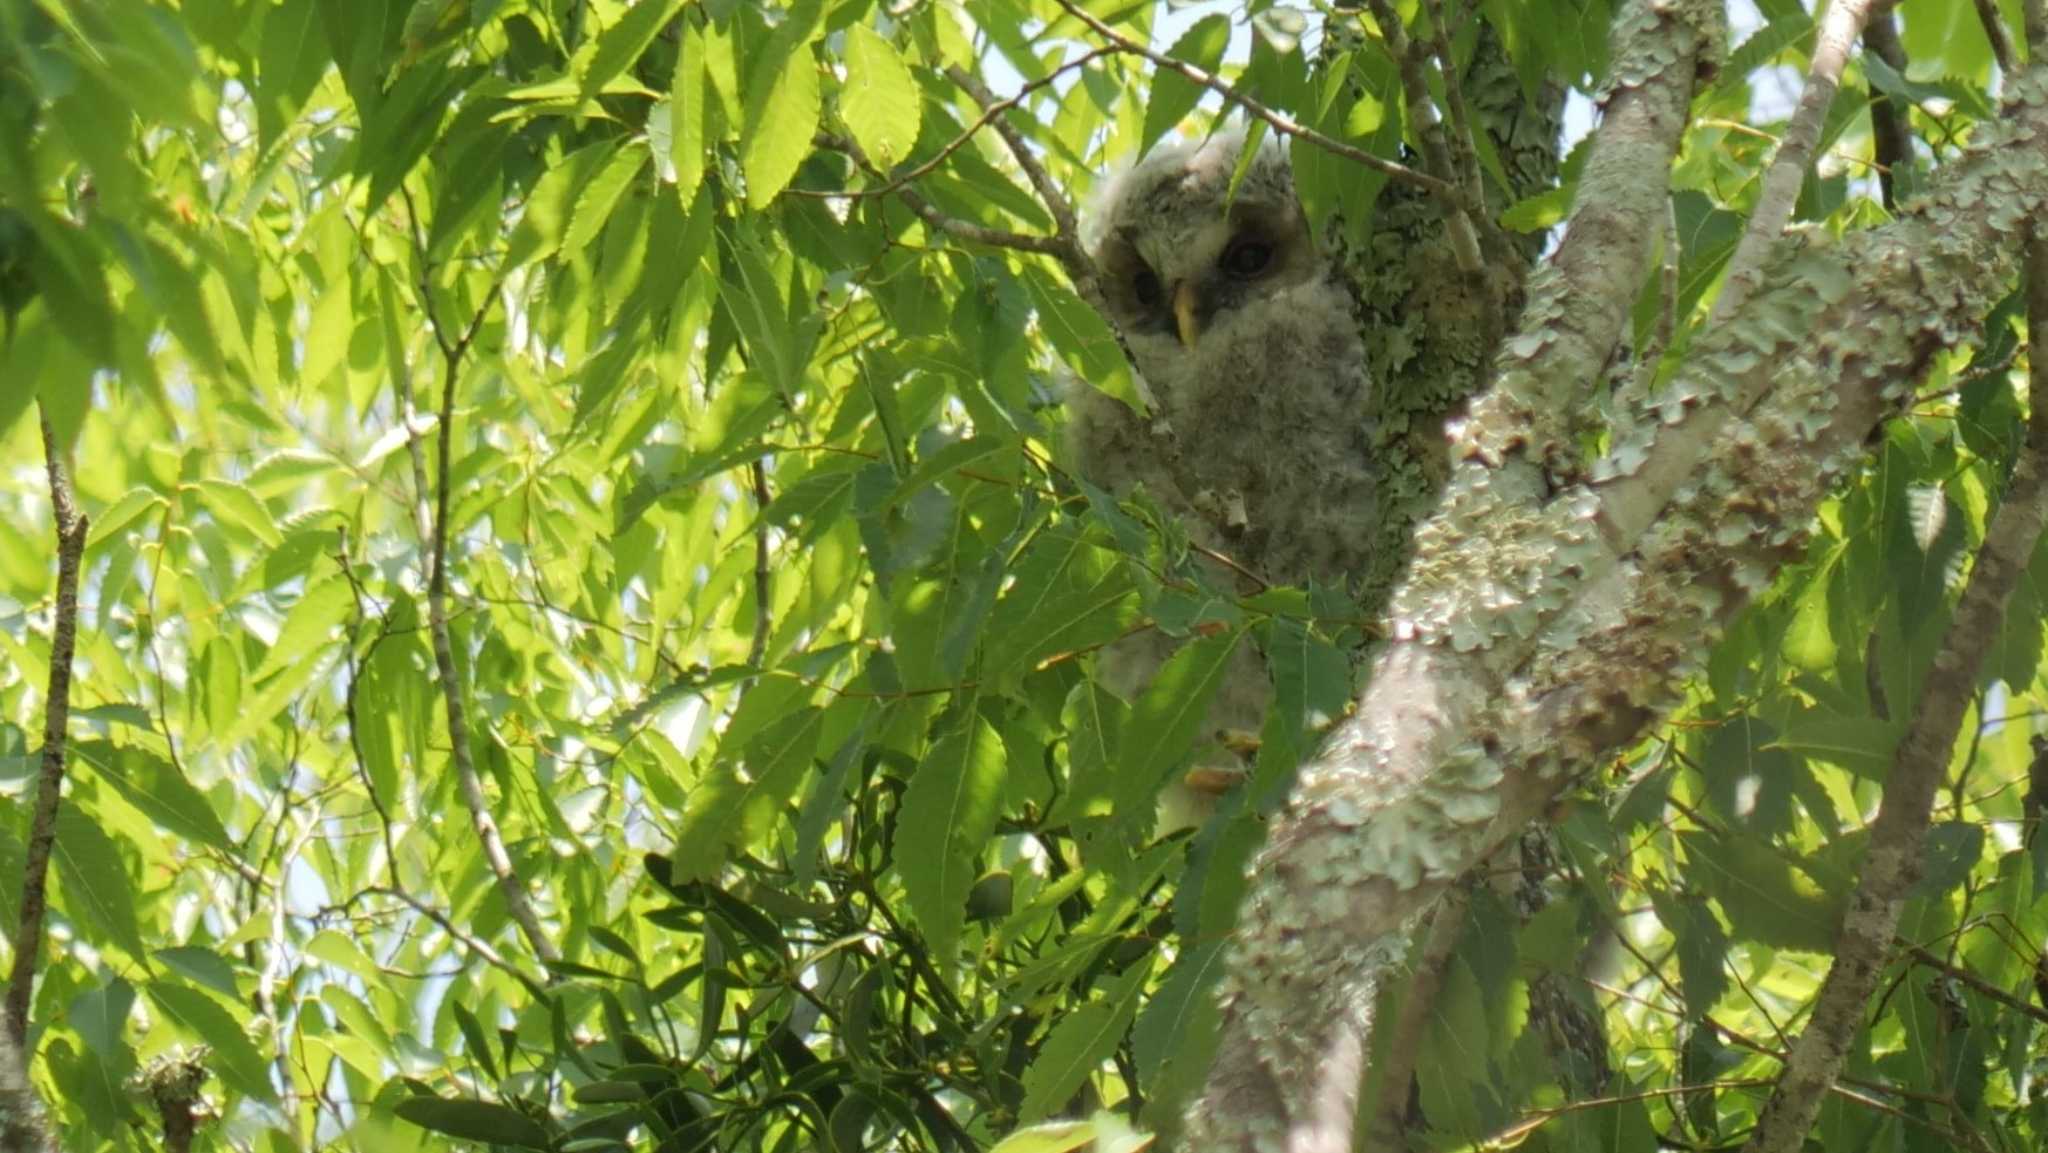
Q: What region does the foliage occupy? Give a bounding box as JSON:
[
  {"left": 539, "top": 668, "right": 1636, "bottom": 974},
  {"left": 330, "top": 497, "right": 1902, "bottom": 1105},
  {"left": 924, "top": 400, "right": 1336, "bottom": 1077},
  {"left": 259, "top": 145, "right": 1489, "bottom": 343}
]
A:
[{"left": 0, "top": 1, "right": 2042, "bottom": 1151}]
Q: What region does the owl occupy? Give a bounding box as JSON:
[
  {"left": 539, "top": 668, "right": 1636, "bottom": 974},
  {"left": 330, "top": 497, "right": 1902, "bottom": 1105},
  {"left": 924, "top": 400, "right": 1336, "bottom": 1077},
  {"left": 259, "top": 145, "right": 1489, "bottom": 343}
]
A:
[
  {"left": 1062, "top": 127, "right": 1375, "bottom": 823},
  {"left": 1068, "top": 126, "right": 1377, "bottom": 589}
]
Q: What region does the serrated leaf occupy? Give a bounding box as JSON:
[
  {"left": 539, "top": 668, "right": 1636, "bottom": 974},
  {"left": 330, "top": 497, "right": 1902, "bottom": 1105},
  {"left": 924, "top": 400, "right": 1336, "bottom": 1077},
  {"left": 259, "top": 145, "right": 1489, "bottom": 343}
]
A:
[
  {"left": 1141, "top": 16, "right": 1230, "bottom": 154},
  {"left": 505, "top": 140, "right": 622, "bottom": 271},
  {"left": 85, "top": 487, "right": 166, "bottom": 551},
  {"left": 1019, "top": 959, "right": 1150, "bottom": 1120},
  {"left": 739, "top": 0, "right": 823, "bottom": 208},
  {"left": 1907, "top": 483, "right": 1947, "bottom": 553},
  {"left": 673, "top": 20, "right": 709, "bottom": 203},
  {"left": 300, "top": 277, "right": 352, "bottom": 388},
  {"left": 393, "top": 1096, "right": 550, "bottom": 1148},
  {"left": 579, "top": 0, "right": 687, "bottom": 97},
  {"left": 257, "top": 0, "right": 328, "bottom": 154},
  {"left": 1131, "top": 940, "right": 1224, "bottom": 1097},
  {"left": 895, "top": 712, "right": 1008, "bottom": 961},
  {"left": 1112, "top": 629, "right": 1246, "bottom": 823},
  {"left": 198, "top": 634, "right": 242, "bottom": 742},
  {"left": 148, "top": 980, "right": 278, "bottom": 1102},
  {"left": 195, "top": 479, "right": 282, "bottom": 548},
  {"left": 561, "top": 145, "right": 647, "bottom": 258},
  {"left": 669, "top": 706, "right": 825, "bottom": 882},
  {"left": 983, "top": 529, "right": 1138, "bottom": 679},
  {"left": 841, "top": 24, "right": 920, "bottom": 167},
  {"left": 1020, "top": 265, "right": 1139, "bottom": 412},
  {"left": 75, "top": 741, "right": 231, "bottom": 851},
  {"left": 154, "top": 946, "right": 240, "bottom": 1001},
  {"left": 251, "top": 576, "right": 354, "bottom": 682},
  {"left": 54, "top": 807, "right": 147, "bottom": 959}
]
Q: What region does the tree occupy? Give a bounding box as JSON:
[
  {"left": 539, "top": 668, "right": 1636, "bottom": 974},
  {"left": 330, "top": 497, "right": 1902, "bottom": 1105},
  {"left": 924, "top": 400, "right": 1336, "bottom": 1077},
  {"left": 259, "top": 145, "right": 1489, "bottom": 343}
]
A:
[{"left": 1, "top": 2, "right": 2046, "bottom": 1152}]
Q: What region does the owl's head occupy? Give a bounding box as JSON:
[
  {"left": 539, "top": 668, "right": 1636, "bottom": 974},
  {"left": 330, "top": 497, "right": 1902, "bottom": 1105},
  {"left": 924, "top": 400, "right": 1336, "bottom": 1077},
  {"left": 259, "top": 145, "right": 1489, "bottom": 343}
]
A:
[{"left": 1086, "top": 126, "right": 1321, "bottom": 355}]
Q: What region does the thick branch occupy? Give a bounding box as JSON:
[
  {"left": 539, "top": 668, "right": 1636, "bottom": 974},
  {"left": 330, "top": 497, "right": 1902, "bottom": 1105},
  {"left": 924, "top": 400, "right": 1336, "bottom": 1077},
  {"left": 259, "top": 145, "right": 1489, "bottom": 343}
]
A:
[
  {"left": 1709, "top": 0, "right": 1878, "bottom": 323},
  {"left": 1739, "top": 214, "right": 2048, "bottom": 1153},
  {"left": 0, "top": 1022, "right": 54, "bottom": 1153},
  {"left": 5, "top": 412, "right": 88, "bottom": 1048},
  {"left": 1184, "top": 42, "right": 2048, "bottom": 1153}
]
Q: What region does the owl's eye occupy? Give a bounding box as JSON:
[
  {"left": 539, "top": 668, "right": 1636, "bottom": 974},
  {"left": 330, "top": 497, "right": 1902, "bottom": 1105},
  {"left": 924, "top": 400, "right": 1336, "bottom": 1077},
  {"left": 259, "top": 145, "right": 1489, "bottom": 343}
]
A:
[
  {"left": 1132, "top": 267, "right": 1164, "bottom": 308},
  {"left": 1221, "top": 237, "right": 1274, "bottom": 279}
]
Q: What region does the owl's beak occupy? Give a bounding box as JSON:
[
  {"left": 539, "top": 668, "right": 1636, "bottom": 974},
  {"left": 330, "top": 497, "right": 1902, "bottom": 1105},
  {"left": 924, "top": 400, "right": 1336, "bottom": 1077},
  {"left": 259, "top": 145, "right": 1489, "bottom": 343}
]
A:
[{"left": 1172, "top": 281, "right": 1201, "bottom": 347}]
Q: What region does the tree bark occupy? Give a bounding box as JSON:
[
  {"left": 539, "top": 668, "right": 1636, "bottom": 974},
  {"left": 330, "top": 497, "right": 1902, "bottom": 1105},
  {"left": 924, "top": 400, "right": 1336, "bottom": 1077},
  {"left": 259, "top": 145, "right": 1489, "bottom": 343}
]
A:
[{"left": 1181, "top": 1, "right": 2048, "bottom": 1144}]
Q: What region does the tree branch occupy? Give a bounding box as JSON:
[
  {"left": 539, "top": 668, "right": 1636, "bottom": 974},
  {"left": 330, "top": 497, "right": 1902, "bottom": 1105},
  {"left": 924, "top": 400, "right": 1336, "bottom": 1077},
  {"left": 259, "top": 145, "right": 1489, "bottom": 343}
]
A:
[
  {"left": 1738, "top": 193, "right": 2048, "bottom": 1153},
  {"left": 1364, "top": 882, "right": 1470, "bottom": 1145},
  {"left": 1365, "top": 0, "right": 1487, "bottom": 271},
  {"left": 393, "top": 208, "right": 560, "bottom": 970},
  {"left": 1707, "top": 0, "right": 1879, "bottom": 323},
  {"left": 1183, "top": 27, "right": 2048, "bottom": 1153},
  {"left": 1048, "top": 0, "right": 1456, "bottom": 200},
  {"left": 0, "top": 1021, "right": 54, "bottom": 1153},
  {"left": 5, "top": 410, "right": 88, "bottom": 1048},
  {"left": 1972, "top": 0, "right": 2019, "bottom": 74},
  {"left": 1864, "top": 9, "right": 1914, "bottom": 212}
]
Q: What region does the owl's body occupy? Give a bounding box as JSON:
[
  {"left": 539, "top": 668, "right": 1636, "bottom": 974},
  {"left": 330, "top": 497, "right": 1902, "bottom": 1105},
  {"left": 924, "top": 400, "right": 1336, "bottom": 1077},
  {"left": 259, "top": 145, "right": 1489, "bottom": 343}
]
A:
[
  {"left": 1063, "top": 129, "right": 1375, "bottom": 811},
  {"left": 1069, "top": 128, "right": 1377, "bottom": 590}
]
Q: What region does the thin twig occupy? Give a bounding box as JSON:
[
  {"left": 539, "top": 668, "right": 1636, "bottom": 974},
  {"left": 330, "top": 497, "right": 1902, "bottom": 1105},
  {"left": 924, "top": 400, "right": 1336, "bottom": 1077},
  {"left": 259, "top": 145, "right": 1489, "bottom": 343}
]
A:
[
  {"left": 1365, "top": 882, "right": 1471, "bottom": 1146},
  {"left": 943, "top": 63, "right": 1084, "bottom": 248},
  {"left": 791, "top": 48, "right": 1116, "bottom": 208},
  {"left": 1708, "top": 0, "right": 1879, "bottom": 324},
  {"left": 395, "top": 199, "right": 560, "bottom": 970},
  {"left": 1903, "top": 944, "right": 2048, "bottom": 1025},
  {"left": 1631, "top": 198, "right": 1682, "bottom": 394},
  {"left": 1367, "top": 0, "right": 1487, "bottom": 271},
  {"left": 816, "top": 132, "right": 1076, "bottom": 260},
  {"left": 1971, "top": 0, "right": 2019, "bottom": 74},
  {"left": 5, "top": 410, "right": 89, "bottom": 1047},
  {"left": 1863, "top": 10, "right": 1914, "bottom": 211},
  {"left": 746, "top": 459, "right": 773, "bottom": 669},
  {"left": 1048, "top": 0, "right": 1455, "bottom": 199}
]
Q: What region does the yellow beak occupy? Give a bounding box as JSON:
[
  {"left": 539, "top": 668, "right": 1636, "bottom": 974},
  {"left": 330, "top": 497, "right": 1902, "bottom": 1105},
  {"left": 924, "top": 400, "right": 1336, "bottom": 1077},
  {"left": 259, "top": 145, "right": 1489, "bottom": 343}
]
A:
[{"left": 1172, "top": 281, "right": 1201, "bottom": 348}]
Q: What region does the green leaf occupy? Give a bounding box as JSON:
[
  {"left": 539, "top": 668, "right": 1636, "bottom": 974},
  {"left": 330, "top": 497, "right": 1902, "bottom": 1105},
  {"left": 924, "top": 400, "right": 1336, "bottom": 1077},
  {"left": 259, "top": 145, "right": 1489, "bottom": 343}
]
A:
[
  {"left": 257, "top": 0, "right": 328, "bottom": 154},
  {"left": 840, "top": 24, "right": 920, "bottom": 168},
  {"left": 895, "top": 712, "right": 1008, "bottom": 961},
  {"left": 251, "top": 576, "right": 354, "bottom": 682},
  {"left": 1112, "top": 629, "right": 1246, "bottom": 823},
  {"left": 504, "top": 140, "right": 623, "bottom": 271},
  {"left": 1130, "top": 941, "right": 1224, "bottom": 1114},
  {"left": 147, "top": 981, "right": 278, "bottom": 1102},
  {"left": 561, "top": 144, "right": 647, "bottom": 258},
  {"left": 300, "top": 276, "right": 353, "bottom": 389},
  {"left": 393, "top": 1095, "right": 551, "bottom": 1148},
  {"left": 983, "top": 528, "right": 1138, "bottom": 680},
  {"left": 739, "top": 0, "right": 824, "bottom": 208},
  {"left": 1141, "top": 15, "right": 1231, "bottom": 154},
  {"left": 85, "top": 487, "right": 167, "bottom": 551},
  {"left": 580, "top": 0, "right": 688, "bottom": 97},
  {"left": 54, "top": 807, "right": 147, "bottom": 959},
  {"left": 673, "top": 20, "right": 710, "bottom": 204},
  {"left": 198, "top": 634, "right": 243, "bottom": 742},
  {"left": 154, "top": 946, "right": 241, "bottom": 1001},
  {"left": 1019, "top": 957, "right": 1151, "bottom": 1120},
  {"left": 669, "top": 706, "right": 825, "bottom": 882},
  {"left": 75, "top": 742, "right": 231, "bottom": 851},
  {"left": 195, "top": 479, "right": 283, "bottom": 548},
  {"left": 1021, "top": 265, "right": 1139, "bottom": 413}
]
